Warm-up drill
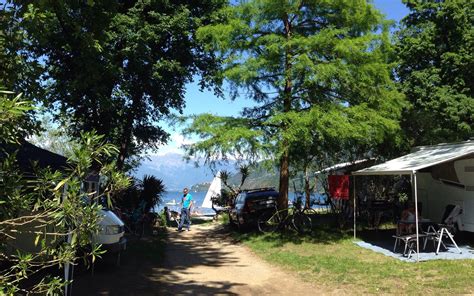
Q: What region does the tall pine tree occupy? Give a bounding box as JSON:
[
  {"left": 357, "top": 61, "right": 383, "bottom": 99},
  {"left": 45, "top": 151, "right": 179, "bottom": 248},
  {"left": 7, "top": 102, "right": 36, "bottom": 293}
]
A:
[{"left": 185, "top": 0, "right": 405, "bottom": 209}]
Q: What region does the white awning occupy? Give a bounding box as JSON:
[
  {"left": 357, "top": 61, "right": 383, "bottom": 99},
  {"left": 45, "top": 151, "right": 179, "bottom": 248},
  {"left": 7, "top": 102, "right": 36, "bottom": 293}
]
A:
[
  {"left": 315, "top": 159, "right": 374, "bottom": 175},
  {"left": 353, "top": 141, "right": 474, "bottom": 176}
]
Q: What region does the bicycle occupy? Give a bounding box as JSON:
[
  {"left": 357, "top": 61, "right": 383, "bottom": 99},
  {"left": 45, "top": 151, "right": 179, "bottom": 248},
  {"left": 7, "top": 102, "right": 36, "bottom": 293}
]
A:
[{"left": 257, "top": 203, "right": 312, "bottom": 234}]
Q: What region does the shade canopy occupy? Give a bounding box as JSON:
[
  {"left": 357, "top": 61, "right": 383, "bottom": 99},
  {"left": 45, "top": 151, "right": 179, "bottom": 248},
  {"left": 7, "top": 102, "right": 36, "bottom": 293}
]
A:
[{"left": 353, "top": 141, "right": 474, "bottom": 176}]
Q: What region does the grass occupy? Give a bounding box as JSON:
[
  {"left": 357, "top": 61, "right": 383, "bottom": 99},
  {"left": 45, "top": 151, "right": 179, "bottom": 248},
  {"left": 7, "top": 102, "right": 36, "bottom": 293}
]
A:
[{"left": 233, "top": 219, "right": 474, "bottom": 294}]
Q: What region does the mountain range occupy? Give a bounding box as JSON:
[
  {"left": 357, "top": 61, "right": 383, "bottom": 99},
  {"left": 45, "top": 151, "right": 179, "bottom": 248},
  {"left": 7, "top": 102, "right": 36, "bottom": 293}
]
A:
[{"left": 133, "top": 153, "right": 236, "bottom": 191}]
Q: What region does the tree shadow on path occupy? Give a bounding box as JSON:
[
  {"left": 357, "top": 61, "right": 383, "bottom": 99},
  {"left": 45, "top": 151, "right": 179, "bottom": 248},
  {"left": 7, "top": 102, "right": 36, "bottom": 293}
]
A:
[{"left": 73, "top": 225, "right": 245, "bottom": 295}]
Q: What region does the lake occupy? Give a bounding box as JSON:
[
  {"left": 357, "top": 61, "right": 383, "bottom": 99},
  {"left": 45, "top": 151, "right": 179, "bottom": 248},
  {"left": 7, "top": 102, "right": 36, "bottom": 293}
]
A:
[{"left": 155, "top": 191, "right": 327, "bottom": 215}]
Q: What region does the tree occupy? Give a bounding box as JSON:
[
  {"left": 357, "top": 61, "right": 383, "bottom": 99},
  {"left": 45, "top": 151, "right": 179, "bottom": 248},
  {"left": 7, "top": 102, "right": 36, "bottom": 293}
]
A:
[
  {"left": 0, "top": 2, "right": 42, "bottom": 98},
  {"left": 7, "top": 0, "right": 225, "bottom": 170},
  {"left": 396, "top": 0, "right": 473, "bottom": 146},
  {"left": 185, "top": 0, "right": 405, "bottom": 209},
  {"left": 1, "top": 2, "right": 42, "bottom": 136}
]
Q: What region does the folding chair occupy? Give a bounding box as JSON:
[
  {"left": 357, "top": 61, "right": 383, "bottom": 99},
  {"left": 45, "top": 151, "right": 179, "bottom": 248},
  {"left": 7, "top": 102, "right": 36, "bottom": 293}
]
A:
[{"left": 423, "top": 205, "right": 462, "bottom": 255}]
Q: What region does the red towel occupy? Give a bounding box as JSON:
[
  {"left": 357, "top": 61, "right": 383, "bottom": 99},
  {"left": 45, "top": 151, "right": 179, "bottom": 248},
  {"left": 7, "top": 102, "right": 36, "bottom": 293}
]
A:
[{"left": 328, "top": 175, "right": 350, "bottom": 200}]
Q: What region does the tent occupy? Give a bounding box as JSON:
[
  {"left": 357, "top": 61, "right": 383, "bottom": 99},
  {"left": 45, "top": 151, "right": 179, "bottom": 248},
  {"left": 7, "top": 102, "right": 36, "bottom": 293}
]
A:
[{"left": 352, "top": 140, "right": 474, "bottom": 261}]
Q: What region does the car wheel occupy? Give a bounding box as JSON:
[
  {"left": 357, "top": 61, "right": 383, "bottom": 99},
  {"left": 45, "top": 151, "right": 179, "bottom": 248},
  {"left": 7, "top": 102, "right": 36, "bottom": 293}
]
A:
[
  {"left": 236, "top": 214, "right": 245, "bottom": 231},
  {"left": 228, "top": 213, "right": 238, "bottom": 229}
]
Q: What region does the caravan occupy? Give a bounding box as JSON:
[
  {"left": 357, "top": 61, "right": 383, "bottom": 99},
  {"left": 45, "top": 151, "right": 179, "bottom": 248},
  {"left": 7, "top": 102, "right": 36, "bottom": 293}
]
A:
[
  {"left": 354, "top": 140, "right": 474, "bottom": 233},
  {"left": 416, "top": 152, "right": 474, "bottom": 232},
  {"left": 83, "top": 174, "right": 127, "bottom": 253}
]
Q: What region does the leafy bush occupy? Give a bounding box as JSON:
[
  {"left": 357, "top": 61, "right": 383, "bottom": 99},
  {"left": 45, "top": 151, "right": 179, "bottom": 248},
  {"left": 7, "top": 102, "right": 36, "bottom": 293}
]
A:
[
  {"left": 0, "top": 91, "right": 129, "bottom": 295},
  {"left": 114, "top": 175, "right": 165, "bottom": 234}
]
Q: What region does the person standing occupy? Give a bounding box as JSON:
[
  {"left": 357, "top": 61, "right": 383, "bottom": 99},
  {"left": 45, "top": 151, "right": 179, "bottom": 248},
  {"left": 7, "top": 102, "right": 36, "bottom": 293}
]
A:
[{"left": 178, "top": 187, "right": 193, "bottom": 231}]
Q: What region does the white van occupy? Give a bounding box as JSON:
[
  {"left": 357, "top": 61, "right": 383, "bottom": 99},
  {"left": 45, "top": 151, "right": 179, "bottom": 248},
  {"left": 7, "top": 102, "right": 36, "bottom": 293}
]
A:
[{"left": 83, "top": 175, "right": 127, "bottom": 254}]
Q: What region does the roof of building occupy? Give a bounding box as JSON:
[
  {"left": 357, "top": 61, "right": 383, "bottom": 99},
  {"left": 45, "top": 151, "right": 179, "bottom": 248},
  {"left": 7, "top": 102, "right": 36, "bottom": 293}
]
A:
[{"left": 2, "top": 140, "right": 70, "bottom": 174}]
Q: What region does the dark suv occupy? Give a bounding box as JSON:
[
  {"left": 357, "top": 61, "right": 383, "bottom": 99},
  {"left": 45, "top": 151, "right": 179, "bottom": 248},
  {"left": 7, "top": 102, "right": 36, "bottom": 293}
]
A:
[{"left": 229, "top": 188, "right": 279, "bottom": 229}]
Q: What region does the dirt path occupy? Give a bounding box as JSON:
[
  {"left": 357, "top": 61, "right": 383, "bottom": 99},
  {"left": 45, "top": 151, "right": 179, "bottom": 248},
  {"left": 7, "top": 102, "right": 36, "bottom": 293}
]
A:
[
  {"left": 73, "top": 223, "right": 323, "bottom": 295},
  {"left": 153, "top": 223, "right": 318, "bottom": 295}
]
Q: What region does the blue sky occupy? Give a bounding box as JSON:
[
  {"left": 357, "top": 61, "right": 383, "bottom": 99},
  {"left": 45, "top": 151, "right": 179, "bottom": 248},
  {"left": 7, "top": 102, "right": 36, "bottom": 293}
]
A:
[{"left": 157, "top": 0, "right": 410, "bottom": 155}]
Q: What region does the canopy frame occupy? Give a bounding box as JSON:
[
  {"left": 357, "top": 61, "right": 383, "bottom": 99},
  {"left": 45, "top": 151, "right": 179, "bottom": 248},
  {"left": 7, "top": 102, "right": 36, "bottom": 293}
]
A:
[{"left": 351, "top": 141, "right": 474, "bottom": 262}]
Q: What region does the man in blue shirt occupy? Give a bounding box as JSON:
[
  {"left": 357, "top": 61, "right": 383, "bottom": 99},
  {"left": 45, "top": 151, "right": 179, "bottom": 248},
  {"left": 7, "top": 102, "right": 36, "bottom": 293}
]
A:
[{"left": 178, "top": 187, "right": 193, "bottom": 231}]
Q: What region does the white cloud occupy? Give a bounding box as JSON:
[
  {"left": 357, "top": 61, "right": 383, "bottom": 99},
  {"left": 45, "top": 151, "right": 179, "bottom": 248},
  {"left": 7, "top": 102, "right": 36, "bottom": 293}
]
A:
[{"left": 171, "top": 133, "right": 194, "bottom": 146}]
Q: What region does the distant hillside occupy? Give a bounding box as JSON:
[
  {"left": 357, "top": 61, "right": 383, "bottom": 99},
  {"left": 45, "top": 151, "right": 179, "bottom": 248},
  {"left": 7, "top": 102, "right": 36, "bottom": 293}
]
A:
[
  {"left": 190, "top": 182, "right": 211, "bottom": 192},
  {"left": 191, "top": 163, "right": 325, "bottom": 194},
  {"left": 133, "top": 153, "right": 235, "bottom": 191},
  {"left": 190, "top": 164, "right": 280, "bottom": 192},
  {"left": 230, "top": 165, "right": 279, "bottom": 190}
]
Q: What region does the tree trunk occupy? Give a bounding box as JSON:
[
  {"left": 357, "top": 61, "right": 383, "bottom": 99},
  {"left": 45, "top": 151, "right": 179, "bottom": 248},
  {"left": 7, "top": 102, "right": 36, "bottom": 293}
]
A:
[
  {"left": 278, "top": 15, "right": 292, "bottom": 210},
  {"left": 278, "top": 150, "right": 289, "bottom": 210},
  {"left": 116, "top": 99, "right": 137, "bottom": 171},
  {"left": 116, "top": 118, "right": 132, "bottom": 171},
  {"left": 304, "top": 168, "right": 311, "bottom": 209}
]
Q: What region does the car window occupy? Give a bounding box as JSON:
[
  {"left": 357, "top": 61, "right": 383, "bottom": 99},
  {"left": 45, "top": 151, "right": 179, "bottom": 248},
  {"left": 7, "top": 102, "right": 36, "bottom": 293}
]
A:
[
  {"left": 247, "top": 191, "right": 278, "bottom": 199},
  {"left": 236, "top": 194, "right": 244, "bottom": 204}
]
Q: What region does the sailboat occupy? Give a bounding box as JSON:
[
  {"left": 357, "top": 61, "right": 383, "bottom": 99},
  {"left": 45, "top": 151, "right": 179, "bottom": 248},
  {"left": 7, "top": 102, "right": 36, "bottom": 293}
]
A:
[
  {"left": 165, "top": 199, "right": 177, "bottom": 206},
  {"left": 201, "top": 171, "right": 224, "bottom": 213}
]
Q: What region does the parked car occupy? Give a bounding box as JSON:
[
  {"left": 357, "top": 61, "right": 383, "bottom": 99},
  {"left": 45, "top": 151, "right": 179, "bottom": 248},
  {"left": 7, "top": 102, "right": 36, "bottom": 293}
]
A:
[{"left": 229, "top": 188, "right": 279, "bottom": 229}]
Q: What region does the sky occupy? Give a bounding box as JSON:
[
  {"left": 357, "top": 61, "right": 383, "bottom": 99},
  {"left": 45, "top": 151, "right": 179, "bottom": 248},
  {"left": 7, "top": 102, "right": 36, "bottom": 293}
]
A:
[{"left": 156, "top": 0, "right": 411, "bottom": 156}]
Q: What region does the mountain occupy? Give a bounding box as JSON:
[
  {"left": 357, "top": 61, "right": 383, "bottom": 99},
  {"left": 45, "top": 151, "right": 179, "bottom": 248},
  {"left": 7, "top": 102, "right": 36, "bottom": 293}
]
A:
[
  {"left": 135, "top": 153, "right": 319, "bottom": 193},
  {"left": 133, "top": 153, "right": 235, "bottom": 191}
]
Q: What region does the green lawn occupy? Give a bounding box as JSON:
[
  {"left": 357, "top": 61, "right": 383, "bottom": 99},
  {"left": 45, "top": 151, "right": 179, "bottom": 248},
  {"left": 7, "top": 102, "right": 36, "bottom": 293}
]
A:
[{"left": 234, "top": 223, "right": 474, "bottom": 294}]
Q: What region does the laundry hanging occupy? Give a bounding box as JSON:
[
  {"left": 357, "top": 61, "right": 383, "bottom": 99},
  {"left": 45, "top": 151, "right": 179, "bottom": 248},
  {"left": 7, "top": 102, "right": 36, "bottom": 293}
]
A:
[{"left": 328, "top": 175, "right": 350, "bottom": 200}]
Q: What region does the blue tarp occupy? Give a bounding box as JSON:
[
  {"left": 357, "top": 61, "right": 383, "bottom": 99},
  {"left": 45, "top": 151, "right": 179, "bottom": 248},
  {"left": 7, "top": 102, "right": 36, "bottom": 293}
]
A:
[{"left": 355, "top": 241, "right": 474, "bottom": 262}]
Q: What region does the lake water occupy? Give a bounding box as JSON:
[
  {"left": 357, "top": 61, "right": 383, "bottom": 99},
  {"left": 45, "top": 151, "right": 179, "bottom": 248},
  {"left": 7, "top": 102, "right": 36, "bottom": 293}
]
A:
[
  {"left": 154, "top": 191, "right": 327, "bottom": 215},
  {"left": 156, "top": 191, "right": 215, "bottom": 215}
]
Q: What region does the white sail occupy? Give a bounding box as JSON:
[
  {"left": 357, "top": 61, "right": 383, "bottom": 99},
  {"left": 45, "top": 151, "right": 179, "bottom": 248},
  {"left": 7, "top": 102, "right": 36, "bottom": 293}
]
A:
[{"left": 201, "top": 172, "right": 222, "bottom": 209}]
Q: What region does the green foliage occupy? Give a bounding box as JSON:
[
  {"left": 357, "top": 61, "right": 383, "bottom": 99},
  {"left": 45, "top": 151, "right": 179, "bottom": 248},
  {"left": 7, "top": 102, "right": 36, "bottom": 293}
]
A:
[
  {"left": 183, "top": 114, "right": 266, "bottom": 164},
  {"left": 0, "top": 91, "right": 129, "bottom": 294},
  {"left": 114, "top": 175, "right": 165, "bottom": 232},
  {"left": 0, "top": 91, "right": 34, "bottom": 143},
  {"left": 28, "top": 114, "right": 79, "bottom": 158},
  {"left": 140, "top": 175, "right": 165, "bottom": 214},
  {"left": 0, "top": 3, "right": 43, "bottom": 98},
  {"left": 397, "top": 0, "right": 474, "bottom": 145},
  {"left": 186, "top": 0, "right": 405, "bottom": 207},
  {"left": 4, "top": 0, "right": 226, "bottom": 170}
]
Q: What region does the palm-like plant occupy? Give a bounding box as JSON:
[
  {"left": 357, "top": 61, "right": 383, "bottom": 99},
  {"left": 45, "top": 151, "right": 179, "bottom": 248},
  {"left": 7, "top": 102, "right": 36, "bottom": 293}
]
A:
[{"left": 140, "top": 175, "right": 165, "bottom": 214}]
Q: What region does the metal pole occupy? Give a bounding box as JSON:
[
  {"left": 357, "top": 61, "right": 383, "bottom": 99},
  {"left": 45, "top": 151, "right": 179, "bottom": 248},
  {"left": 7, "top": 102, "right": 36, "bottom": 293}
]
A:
[
  {"left": 353, "top": 175, "right": 357, "bottom": 239},
  {"left": 413, "top": 171, "right": 420, "bottom": 262}
]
